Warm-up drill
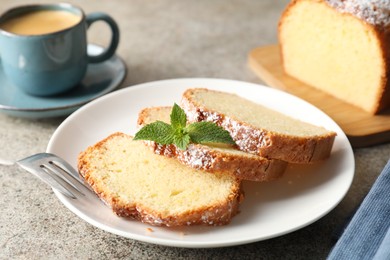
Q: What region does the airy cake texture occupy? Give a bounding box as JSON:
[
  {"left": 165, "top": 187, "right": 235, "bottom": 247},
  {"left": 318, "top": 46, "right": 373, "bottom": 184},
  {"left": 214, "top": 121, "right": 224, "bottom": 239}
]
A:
[
  {"left": 181, "top": 88, "right": 336, "bottom": 163},
  {"left": 279, "top": 0, "right": 390, "bottom": 114},
  {"left": 138, "top": 106, "right": 288, "bottom": 181},
  {"left": 78, "top": 132, "right": 243, "bottom": 227}
]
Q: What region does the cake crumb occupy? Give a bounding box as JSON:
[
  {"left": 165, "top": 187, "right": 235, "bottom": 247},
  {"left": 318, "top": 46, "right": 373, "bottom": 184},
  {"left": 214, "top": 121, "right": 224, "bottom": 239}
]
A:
[{"left": 146, "top": 227, "right": 154, "bottom": 232}]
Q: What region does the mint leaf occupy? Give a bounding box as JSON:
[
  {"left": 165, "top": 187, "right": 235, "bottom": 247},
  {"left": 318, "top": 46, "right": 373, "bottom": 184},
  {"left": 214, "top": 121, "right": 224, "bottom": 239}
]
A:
[
  {"left": 134, "top": 104, "right": 235, "bottom": 150},
  {"left": 173, "top": 132, "right": 190, "bottom": 150},
  {"left": 133, "top": 121, "right": 174, "bottom": 144},
  {"left": 170, "top": 103, "right": 187, "bottom": 129},
  {"left": 186, "top": 122, "right": 235, "bottom": 144}
]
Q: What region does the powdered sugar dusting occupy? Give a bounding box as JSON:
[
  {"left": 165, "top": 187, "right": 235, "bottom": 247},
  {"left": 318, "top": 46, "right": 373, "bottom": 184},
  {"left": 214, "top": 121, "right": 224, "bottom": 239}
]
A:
[
  {"left": 148, "top": 141, "right": 216, "bottom": 170},
  {"left": 180, "top": 145, "right": 215, "bottom": 169},
  {"left": 181, "top": 96, "right": 272, "bottom": 155},
  {"left": 326, "top": 0, "right": 390, "bottom": 27},
  {"left": 221, "top": 117, "right": 272, "bottom": 155}
]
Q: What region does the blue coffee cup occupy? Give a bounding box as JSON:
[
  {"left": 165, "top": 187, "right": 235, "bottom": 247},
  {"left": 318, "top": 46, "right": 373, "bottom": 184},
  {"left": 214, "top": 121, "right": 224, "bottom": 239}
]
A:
[{"left": 0, "top": 3, "right": 120, "bottom": 96}]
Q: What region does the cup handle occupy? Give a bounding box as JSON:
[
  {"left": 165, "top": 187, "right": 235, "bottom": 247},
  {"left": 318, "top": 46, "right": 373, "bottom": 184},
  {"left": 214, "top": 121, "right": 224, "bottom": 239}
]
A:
[{"left": 85, "top": 12, "right": 120, "bottom": 63}]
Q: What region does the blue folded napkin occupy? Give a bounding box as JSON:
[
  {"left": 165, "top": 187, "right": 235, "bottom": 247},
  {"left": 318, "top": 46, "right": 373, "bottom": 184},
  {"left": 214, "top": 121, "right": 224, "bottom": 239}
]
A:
[{"left": 328, "top": 159, "right": 390, "bottom": 260}]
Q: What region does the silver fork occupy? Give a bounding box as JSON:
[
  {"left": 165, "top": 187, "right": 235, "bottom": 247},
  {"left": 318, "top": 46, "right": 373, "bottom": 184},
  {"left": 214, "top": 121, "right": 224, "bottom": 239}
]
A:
[{"left": 1, "top": 153, "right": 91, "bottom": 199}]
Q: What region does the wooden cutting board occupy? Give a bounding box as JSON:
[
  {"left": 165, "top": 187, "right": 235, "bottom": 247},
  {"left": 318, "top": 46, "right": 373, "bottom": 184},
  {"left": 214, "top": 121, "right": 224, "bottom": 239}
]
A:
[{"left": 248, "top": 45, "right": 390, "bottom": 148}]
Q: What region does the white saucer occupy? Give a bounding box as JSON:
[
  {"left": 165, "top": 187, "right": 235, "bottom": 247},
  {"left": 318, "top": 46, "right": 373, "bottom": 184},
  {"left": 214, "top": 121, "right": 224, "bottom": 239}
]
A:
[{"left": 0, "top": 44, "right": 126, "bottom": 118}]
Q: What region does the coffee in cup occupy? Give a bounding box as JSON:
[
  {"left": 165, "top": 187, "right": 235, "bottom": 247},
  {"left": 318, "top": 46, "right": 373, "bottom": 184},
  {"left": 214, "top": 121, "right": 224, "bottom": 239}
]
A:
[
  {"left": 0, "top": 4, "right": 120, "bottom": 96},
  {"left": 0, "top": 9, "right": 81, "bottom": 35}
]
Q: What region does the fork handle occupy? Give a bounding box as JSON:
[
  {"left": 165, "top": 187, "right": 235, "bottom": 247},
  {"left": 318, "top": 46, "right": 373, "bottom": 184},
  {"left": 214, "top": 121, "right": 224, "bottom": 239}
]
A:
[{"left": 0, "top": 158, "right": 14, "bottom": 166}]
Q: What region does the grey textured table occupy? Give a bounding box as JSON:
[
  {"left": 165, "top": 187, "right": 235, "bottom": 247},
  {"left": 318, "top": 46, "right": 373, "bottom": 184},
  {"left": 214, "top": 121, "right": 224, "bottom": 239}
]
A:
[{"left": 1, "top": 1, "right": 390, "bottom": 259}]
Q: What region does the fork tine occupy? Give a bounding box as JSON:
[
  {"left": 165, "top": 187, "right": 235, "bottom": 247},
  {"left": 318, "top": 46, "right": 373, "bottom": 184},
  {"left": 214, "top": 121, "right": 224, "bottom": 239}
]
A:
[
  {"left": 39, "top": 165, "right": 79, "bottom": 199},
  {"left": 42, "top": 163, "right": 85, "bottom": 197},
  {"left": 49, "top": 159, "right": 91, "bottom": 190},
  {"left": 16, "top": 153, "right": 89, "bottom": 200},
  {"left": 47, "top": 154, "right": 94, "bottom": 193},
  {"left": 16, "top": 158, "right": 77, "bottom": 199}
]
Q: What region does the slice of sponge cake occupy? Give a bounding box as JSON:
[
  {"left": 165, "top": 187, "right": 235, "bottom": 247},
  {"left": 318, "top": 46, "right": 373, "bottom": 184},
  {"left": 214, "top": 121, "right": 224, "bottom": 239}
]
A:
[
  {"left": 181, "top": 88, "right": 336, "bottom": 164},
  {"left": 138, "top": 106, "right": 288, "bottom": 182},
  {"left": 279, "top": 0, "right": 390, "bottom": 114},
  {"left": 78, "top": 132, "right": 243, "bottom": 226}
]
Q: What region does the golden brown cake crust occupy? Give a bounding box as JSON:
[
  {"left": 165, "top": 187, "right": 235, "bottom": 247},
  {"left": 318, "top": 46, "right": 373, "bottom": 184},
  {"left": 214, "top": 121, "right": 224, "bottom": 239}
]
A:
[
  {"left": 279, "top": 0, "right": 390, "bottom": 114},
  {"left": 137, "top": 107, "right": 288, "bottom": 182},
  {"left": 78, "top": 132, "right": 244, "bottom": 227},
  {"left": 181, "top": 89, "right": 336, "bottom": 164}
]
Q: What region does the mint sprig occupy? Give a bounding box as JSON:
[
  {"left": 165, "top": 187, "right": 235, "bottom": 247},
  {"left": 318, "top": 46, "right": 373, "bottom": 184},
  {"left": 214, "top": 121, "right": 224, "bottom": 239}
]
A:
[{"left": 134, "top": 103, "right": 235, "bottom": 150}]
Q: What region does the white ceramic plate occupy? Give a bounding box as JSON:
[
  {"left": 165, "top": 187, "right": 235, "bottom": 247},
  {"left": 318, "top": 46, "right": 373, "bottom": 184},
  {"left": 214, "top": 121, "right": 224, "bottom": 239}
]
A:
[{"left": 47, "top": 78, "right": 355, "bottom": 248}]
